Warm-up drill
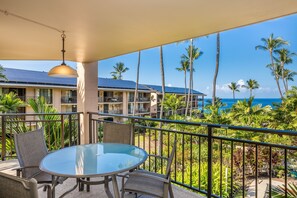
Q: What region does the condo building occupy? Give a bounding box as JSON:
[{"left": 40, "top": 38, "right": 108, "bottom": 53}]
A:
[{"left": 0, "top": 68, "right": 205, "bottom": 116}]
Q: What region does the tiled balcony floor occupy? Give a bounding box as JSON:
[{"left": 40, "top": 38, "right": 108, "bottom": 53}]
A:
[{"left": 0, "top": 159, "right": 203, "bottom": 198}]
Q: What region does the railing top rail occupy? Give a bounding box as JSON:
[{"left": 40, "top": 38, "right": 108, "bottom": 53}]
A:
[
  {"left": 88, "top": 112, "right": 297, "bottom": 136},
  {"left": 0, "top": 112, "right": 83, "bottom": 116}
]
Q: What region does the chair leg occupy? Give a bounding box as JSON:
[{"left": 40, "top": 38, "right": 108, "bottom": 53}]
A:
[
  {"left": 169, "top": 182, "right": 174, "bottom": 198},
  {"left": 87, "top": 177, "right": 90, "bottom": 192},
  {"left": 164, "top": 183, "right": 169, "bottom": 198},
  {"left": 47, "top": 185, "right": 52, "bottom": 198}
]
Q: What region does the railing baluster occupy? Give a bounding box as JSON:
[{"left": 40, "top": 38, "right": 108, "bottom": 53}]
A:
[
  {"left": 285, "top": 148, "right": 287, "bottom": 198},
  {"left": 149, "top": 129, "right": 151, "bottom": 171},
  {"left": 1, "top": 116, "right": 6, "bottom": 161},
  {"left": 207, "top": 126, "right": 213, "bottom": 198},
  {"left": 190, "top": 135, "right": 193, "bottom": 187},
  {"left": 231, "top": 141, "right": 234, "bottom": 197},
  {"left": 61, "top": 114, "right": 64, "bottom": 148},
  {"left": 269, "top": 146, "right": 272, "bottom": 198},
  {"left": 243, "top": 143, "right": 245, "bottom": 198},
  {"left": 88, "top": 113, "right": 92, "bottom": 143},
  {"left": 220, "top": 140, "right": 223, "bottom": 197},
  {"left": 182, "top": 133, "right": 185, "bottom": 184},
  {"left": 69, "top": 114, "right": 72, "bottom": 146},
  {"left": 78, "top": 113, "right": 81, "bottom": 145},
  {"left": 199, "top": 136, "right": 201, "bottom": 190},
  {"left": 155, "top": 129, "right": 157, "bottom": 173},
  {"left": 255, "top": 144, "right": 258, "bottom": 198}
]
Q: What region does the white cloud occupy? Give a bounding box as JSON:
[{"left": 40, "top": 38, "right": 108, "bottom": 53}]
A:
[
  {"left": 167, "top": 83, "right": 172, "bottom": 87},
  {"left": 237, "top": 79, "right": 245, "bottom": 86}
]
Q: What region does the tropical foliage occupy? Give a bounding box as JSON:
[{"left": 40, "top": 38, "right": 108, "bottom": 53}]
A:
[
  {"left": 163, "top": 94, "right": 185, "bottom": 119},
  {"left": 110, "top": 62, "right": 129, "bottom": 80},
  {"left": 0, "top": 65, "right": 7, "bottom": 81},
  {"left": 0, "top": 92, "right": 23, "bottom": 113}
]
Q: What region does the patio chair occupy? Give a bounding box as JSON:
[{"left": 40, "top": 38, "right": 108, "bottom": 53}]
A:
[
  {"left": 0, "top": 171, "right": 51, "bottom": 198},
  {"left": 103, "top": 122, "right": 134, "bottom": 145},
  {"left": 121, "top": 140, "right": 177, "bottom": 198},
  {"left": 80, "top": 122, "right": 134, "bottom": 192},
  {"left": 14, "top": 128, "right": 64, "bottom": 196}
]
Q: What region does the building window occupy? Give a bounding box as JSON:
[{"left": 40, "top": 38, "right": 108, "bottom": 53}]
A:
[
  {"left": 2, "top": 88, "right": 26, "bottom": 101},
  {"left": 39, "top": 89, "right": 52, "bottom": 104}
]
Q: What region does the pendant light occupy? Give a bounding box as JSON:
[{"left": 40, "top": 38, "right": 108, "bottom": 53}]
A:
[{"left": 48, "top": 32, "right": 78, "bottom": 78}]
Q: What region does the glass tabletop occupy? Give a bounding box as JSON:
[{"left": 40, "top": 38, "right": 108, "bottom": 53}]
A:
[{"left": 40, "top": 143, "right": 148, "bottom": 177}]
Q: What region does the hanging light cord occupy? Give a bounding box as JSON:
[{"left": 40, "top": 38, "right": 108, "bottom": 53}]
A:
[
  {"left": 0, "top": 9, "right": 63, "bottom": 33},
  {"left": 61, "top": 32, "right": 66, "bottom": 65}
]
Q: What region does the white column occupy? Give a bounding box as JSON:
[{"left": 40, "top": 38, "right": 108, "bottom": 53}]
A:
[
  {"left": 77, "top": 62, "right": 98, "bottom": 144},
  {"left": 52, "top": 88, "right": 62, "bottom": 112}
]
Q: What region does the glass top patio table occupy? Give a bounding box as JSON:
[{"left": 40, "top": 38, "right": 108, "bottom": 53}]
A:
[{"left": 40, "top": 143, "right": 148, "bottom": 178}]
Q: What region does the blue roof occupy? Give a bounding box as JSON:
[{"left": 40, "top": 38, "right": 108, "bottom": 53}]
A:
[
  {"left": 145, "top": 84, "right": 205, "bottom": 95},
  {"left": 0, "top": 68, "right": 149, "bottom": 91}
]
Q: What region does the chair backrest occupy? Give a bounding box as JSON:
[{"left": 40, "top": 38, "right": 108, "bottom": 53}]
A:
[
  {"left": 103, "top": 122, "right": 134, "bottom": 145},
  {"left": 0, "top": 172, "right": 38, "bottom": 198},
  {"left": 14, "top": 128, "right": 48, "bottom": 178},
  {"left": 165, "top": 139, "right": 177, "bottom": 179}
]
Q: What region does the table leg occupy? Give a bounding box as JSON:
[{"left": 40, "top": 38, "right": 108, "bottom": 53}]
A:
[
  {"left": 112, "top": 175, "right": 120, "bottom": 198},
  {"left": 51, "top": 175, "right": 58, "bottom": 198},
  {"left": 104, "top": 176, "right": 113, "bottom": 198}
]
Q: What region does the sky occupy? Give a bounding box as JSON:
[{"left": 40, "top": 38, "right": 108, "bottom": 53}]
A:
[{"left": 1, "top": 14, "right": 297, "bottom": 99}]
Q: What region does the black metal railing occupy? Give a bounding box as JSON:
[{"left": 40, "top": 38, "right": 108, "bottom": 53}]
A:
[
  {"left": 0, "top": 112, "right": 81, "bottom": 161},
  {"left": 88, "top": 112, "right": 297, "bottom": 198}
]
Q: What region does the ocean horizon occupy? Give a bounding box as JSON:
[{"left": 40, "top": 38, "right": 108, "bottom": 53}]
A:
[{"left": 200, "top": 98, "right": 282, "bottom": 109}]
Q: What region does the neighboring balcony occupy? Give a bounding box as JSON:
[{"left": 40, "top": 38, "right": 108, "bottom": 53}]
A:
[
  {"left": 99, "top": 109, "right": 123, "bottom": 114},
  {"left": 61, "top": 96, "right": 77, "bottom": 104},
  {"left": 98, "top": 97, "right": 123, "bottom": 103},
  {"left": 128, "top": 108, "right": 150, "bottom": 114},
  {"left": 128, "top": 97, "right": 150, "bottom": 102}
]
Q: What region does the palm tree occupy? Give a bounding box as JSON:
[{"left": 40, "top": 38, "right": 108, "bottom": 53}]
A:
[
  {"left": 255, "top": 34, "right": 288, "bottom": 98},
  {"left": 110, "top": 62, "right": 129, "bottom": 80},
  {"left": 176, "top": 59, "right": 190, "bottom": 105},
  {"left": 228, "top": 82, "right": 240, "bottom": 99},
  {"left": 0, "top": 65, "right": 7, "bottom": 81},
  {"left": 163, "top": 94, "right": 185, "bottom": 120},
  {"left": 274, "top": 48, "right": 296, "bottom": 93},
  {"left": 242, "top": 79, "right": 260, "bottom": 98},
  {"left": 283, "top": 69, "right": 297, "bottom": 91},
  {"left": 133, "top": 51, "right": 141, "bottom": 116},
  {"left": 212, "top": 33, "right": 220, "bottom": 105},
  {"left": 0, "top": 92, "right": 23, "bottom": 113},
  {"left": 182, "top": 44, "right": 203, "bottom": 117}
]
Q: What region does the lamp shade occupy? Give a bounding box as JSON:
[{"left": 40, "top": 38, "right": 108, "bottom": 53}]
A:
[{"left": 48, "top": 64, "right": 78, "bottom": 78}]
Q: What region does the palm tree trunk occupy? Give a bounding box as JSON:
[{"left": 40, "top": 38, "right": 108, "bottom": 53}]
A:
[
  {"left": 250, "top": 89, "right": 252, "bottom": 98},
  {"left": 212, "top": 33, "right": 220, "bottom": 106},
  {"left": 185, "top": 39, "right": 193, "bottom": 117},
  {"left": 133, "top": 51, "right": 141, "bottom": 116},
  {"left": 233, "top": 91, "right": 235, "bottom": 99},
  {"left": 184, "top": 70, "right": 187, "bottom": 114},
  {"left": 281, "top": 62, "right": 287, "bottom": 93},
  {"left": 159, "top": 45, "right": 165, "bottom": 155},
  {"left": 159, "top": 46, "right": 165, "bottom": 120},
  {"left": 190, "top": 73, "right": 193, "bottom": 117},
  {"left": 270, "top": 51, "right": 283, "bottom": 98}
]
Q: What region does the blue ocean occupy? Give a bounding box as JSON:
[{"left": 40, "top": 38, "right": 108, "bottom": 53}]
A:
[{"left": 200, "top": 98, "right": 282, "bottom": 110}]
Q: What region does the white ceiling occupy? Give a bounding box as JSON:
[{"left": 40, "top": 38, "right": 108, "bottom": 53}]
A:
[{"left": 1, "top": 0, "right": 297, "bottom": 63}]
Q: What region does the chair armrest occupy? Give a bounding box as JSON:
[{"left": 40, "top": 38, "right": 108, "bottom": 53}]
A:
[{"left": 127, "top": 172, "right": 169, "bottom": 183}]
